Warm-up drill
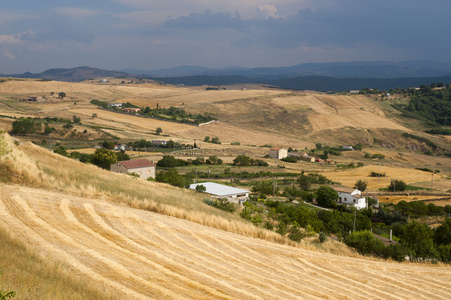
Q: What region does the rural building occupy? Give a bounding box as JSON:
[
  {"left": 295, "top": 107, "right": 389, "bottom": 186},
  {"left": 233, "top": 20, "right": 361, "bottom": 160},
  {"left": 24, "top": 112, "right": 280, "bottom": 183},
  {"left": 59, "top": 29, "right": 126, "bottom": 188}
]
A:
[
  {"left": 22, "top": 96, "right": 45, "bottom": 102},
  {"left": 111, "top": 159, "right": 155, "bottom": 180},
  {"left": 301, "top": 153, "right": 316, "bottom": 162},
  {"left": 287, "top": 152, "right": 303, "bottom": 158},
  {"left": 100, "top": 78, "right": 108, "bottom": 83},
  {"left": 108, "top": 103, "right": 122, "bottom": 108},
  {"left": 114, "top": 144, "right": 126, "bottom": 151},
  {"left": 123, "top": 108, "right": 141, "bottom": 113},
  {"left": 269, "top": 147, "right": 288, "bottom": 159},
  {"left": 189, "top": 182, "right": 250, "bottom": 205},
  {"left": 151, "top": 140, "right": 167, "bottom": 147},
  {"left": 335, "top": 189, "right": 366, "bottom": 210},
  {"left": 342, "top": 145, "right": 354, "bottom": 151}
]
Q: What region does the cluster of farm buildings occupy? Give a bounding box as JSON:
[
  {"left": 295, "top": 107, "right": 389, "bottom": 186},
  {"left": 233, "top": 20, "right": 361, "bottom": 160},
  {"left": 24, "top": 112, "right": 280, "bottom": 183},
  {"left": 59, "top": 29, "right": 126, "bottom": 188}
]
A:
[{"left": 110, "top": 155, "right": 368, "bottom": 210}]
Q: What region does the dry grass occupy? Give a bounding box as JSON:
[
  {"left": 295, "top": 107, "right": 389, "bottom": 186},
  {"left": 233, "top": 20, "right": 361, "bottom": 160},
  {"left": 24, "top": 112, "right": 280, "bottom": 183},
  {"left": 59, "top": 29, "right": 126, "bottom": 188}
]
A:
[
  {"left": 2, "top": 184, "right": 450, "bottom": 299},
  {"left": 320, "top": 165, "right": 447, "bottom": 191},
  {"left": 0, "top": 226, "right": 119, "bottom": 300}
]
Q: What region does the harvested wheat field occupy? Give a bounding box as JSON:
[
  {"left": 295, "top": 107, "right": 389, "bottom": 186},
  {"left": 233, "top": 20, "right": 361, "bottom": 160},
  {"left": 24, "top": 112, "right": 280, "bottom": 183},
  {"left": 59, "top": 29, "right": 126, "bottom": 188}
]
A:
[
  {"left": 1, "top": 184, "right": 450, "bottom": 299},
  {"left": 320, "top": 165, "right": 447, "bottom": 192}
]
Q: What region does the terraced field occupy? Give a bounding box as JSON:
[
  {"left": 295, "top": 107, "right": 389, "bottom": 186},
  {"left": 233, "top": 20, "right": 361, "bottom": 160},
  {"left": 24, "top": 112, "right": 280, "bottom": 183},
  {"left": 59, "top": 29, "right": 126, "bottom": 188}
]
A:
[{"left": 1, "top": 184, "right": 450, "bottom": 299}]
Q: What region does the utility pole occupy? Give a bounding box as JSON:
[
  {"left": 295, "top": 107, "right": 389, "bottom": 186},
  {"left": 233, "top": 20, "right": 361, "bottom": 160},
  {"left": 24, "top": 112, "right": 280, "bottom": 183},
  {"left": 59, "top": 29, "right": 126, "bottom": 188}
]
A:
[
  {"left": 378, "top": 163, "right": 380, "bottom": 184},
  {"left": 431, "top": 173, "right": 434, "bottom": 191}
]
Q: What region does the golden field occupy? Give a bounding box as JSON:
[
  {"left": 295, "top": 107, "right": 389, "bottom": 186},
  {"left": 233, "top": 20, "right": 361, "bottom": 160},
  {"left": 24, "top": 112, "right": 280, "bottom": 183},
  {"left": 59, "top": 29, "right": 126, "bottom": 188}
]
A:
[
  {"left": 1, "top": 132, "right": 450, "bottom": 299},
  {"left": 1, "top": 78, "right": 451, "bottom": 298}
]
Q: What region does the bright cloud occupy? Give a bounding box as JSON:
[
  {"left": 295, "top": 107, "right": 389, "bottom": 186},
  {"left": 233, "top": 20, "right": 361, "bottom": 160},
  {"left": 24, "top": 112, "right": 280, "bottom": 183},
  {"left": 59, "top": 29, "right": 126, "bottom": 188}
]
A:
[
  {"left": 0, "top": 30, "right": 36, "bottom": 45},
  {"left": 258, "top": 4, "right": 278, "bottom": 18}
]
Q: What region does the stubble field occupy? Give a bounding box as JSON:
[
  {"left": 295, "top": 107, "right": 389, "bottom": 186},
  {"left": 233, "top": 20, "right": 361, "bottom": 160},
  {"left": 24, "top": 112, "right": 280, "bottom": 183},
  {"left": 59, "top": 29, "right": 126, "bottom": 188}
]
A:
[{"left": 2, "top": 184, "right": 450, "bottom": 299}]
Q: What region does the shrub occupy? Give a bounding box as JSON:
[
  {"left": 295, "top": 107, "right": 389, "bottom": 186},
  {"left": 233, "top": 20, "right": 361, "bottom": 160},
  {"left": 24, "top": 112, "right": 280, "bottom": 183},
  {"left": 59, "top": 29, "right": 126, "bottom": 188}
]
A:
[
  {"left": 264, "top": 221, "right": 274, "bottom": 230},
  {"left": 195, "top": 184, "right": 206, "bottom": 192},
  {"left": 354, "top": 179, "right": 367, "bottom": 192},
  {"left": 344, "top": 231, "right": 385, "bottom": 256},
  {"left": 319, "top": 232, "right": 327, "bottom": 243},
  {"left": 288, "top": 221, "right": 304, "bottom": 242},
  {"left": 388, "top": 179, "right": 407, "bottom": 192}
]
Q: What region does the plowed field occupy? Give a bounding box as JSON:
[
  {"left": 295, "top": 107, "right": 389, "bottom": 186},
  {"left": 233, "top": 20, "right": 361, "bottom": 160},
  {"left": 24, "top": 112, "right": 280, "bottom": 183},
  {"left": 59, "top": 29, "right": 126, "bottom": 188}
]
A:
[{"left": 1, "top": 184, "right": 450, "bottom": 299}]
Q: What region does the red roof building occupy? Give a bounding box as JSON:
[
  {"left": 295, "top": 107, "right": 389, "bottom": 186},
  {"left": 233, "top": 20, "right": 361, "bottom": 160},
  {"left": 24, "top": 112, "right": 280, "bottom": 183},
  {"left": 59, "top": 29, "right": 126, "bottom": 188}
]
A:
[{"left": 111, "top": 159, "right": 155, "bottom": 180}]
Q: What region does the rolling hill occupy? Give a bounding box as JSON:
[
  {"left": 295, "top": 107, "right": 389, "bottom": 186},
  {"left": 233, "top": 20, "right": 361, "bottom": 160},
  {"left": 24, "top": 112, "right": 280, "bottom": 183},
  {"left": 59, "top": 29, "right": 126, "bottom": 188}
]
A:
[
  {"left": 0, "top": 78, "right": 450, "bottom": 298},
  {"left": 1, "top": 132, "right": 450, "bottom": 299}
]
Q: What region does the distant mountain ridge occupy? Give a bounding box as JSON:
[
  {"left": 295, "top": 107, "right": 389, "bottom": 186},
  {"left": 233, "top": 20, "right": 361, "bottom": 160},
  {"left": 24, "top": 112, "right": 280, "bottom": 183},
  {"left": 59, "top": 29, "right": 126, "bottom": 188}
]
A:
[
  {"left": 3, "top": 62, "right": 451, "bottom": 91},
  {"left": 1, "top": 66, "right": 134, "bottom": 82}
]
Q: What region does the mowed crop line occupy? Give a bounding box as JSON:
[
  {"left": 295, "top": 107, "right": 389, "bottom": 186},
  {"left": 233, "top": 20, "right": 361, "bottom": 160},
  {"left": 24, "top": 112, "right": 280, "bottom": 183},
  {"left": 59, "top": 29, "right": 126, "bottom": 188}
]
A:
[
  {"left": 1, "top": 185, "right": 451, "bottom": 299},
  {"left": 102, "top": 205, "right": 298, "bottom": 299}
]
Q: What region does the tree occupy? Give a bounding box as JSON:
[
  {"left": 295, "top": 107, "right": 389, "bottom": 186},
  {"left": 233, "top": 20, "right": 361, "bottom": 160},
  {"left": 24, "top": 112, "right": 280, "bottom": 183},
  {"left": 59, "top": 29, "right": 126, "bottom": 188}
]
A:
[
  {"left": 388, "top": 179, "right": 407, "bottom": 191},
  {"left": 316, "top": 186, "right": 338, "bottom": 208},
  {"left": 434, "top": 218, "right": 451, "bottom": 246},
  {"left": 156, "top": 169, "right": 191, "bottom": 188},
  {"left": 156, "top": 127, "right": 163, "bottom": 135},
  {"left": 233, "top": 154, "right": 251, "bottom": 166},
  {"left": 402, "top": 221, "right": 436, "bottom": 261},
  {"left": 72, "top": 115, "right": 81, "bottom": 124},
  {"left": 91, "top": 148, "right": 118, "bottom": 170},
  {"left": 211, "top": 137, "right": 221, "bottom": 144},
  {"left": 298, "top": 174, "right": 311, "bottom": 191},
  {"left": 354, "top": 179, "right": 367, "bottom": 192},
  {"left": 203, "top": 136, "right": 210, "bottom": 142},
  {"left": 344, "top": 230, "right": 385, "bottom": 256},
  {"left": 92, "top": 113, "right": 97, "bottom": 118},
  {"left": 58, "top": 92, "right": 66, "bottom": 99},
  {"left": 53, "top": 146, "right": 68, "bottom": 157},
  {"left": 11, "top": 118, "right": 42, "bottom": 135},
  {"left": 116, "top": 150, "right": 130, "bottom": 161},
  {"left": 195, "top": 184, "right": 206, "bottom": 192}
]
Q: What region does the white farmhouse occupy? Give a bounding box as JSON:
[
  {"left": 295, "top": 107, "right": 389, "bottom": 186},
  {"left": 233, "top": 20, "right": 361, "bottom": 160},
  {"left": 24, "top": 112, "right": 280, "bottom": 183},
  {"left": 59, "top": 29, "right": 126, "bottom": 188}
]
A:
[
  {"left": 111, "top": 159, "right": 155, "bottom": 180},
  {"left": 335, "top": 189, "right": 367, "bottom": 210},
  {"left": 190, "top": 182, "right": 250, "bottom": 205},
  {"left": 269, "top": 147, "right": 288, "bottom": 159}
]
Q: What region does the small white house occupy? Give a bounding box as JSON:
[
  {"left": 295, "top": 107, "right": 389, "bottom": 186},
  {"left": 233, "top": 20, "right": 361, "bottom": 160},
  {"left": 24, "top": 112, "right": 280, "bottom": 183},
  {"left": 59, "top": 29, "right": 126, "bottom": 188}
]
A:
[
  {"left": 111, "top": 159, "right": 155, "bottom": 180},
  {"left": 269, "top": 147, "right": 288, "bottom": 159},
  {"left": 190, "top": 182, "right": 250, "bottom": 205},
  {"left": 335, "top": 189, "right": 366, "bottom": 210}
]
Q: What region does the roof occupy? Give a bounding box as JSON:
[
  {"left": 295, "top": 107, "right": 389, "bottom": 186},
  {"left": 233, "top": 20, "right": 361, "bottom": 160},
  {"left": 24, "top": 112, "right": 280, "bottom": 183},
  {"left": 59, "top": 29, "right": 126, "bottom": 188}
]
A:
[
  {"left": 189, "top": 182, "right": 250, "bottom": 197},
  {"left": 270, "top": 147, "right": 283, "bottom": 151},
  {"left": 335, "top": 188, "right": 364, "bottom": 199},
  {"left": 119, "top": 159, "right": 155, "bottom": 169}
]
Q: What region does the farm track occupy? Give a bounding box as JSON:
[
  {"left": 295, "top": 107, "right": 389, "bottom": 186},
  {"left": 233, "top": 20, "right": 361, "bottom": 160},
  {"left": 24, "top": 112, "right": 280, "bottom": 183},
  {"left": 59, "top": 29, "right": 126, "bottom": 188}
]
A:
[{"left": 1, "top": 184, "right": 451, "bottom": 299}]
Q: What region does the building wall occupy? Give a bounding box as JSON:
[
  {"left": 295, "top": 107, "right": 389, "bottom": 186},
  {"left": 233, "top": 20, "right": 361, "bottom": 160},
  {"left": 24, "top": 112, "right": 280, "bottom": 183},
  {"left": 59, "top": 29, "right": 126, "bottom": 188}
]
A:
[
  {"left": 337, "top": 191, "right": 366, "bottom": 210},
  {"left": 269, "top": 149, "right": 288, "bottom": 159},
  {"left": 128, "top": 166, "right": 156, "bottom": 180}
]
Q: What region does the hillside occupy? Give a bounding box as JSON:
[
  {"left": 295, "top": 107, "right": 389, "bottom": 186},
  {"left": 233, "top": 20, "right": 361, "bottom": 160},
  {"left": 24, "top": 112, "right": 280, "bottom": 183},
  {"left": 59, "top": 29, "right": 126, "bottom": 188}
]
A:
[{"left": 1, "top": 132, "right": 451, "bottom": 299}]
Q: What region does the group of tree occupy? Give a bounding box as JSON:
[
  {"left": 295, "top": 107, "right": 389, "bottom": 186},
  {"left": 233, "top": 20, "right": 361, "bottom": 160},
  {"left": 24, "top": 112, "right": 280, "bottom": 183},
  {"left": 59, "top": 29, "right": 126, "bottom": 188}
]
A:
[
  {"left": 232, "top": 155, "right": 268, "bottom": 167},
  {"left": 53, "top": 146, "right": 130, "bottom": 170},
  {"left": 10, "top": 118, "right": 42, "bottom": 135},
  {"left": 233, "top": 186, "right": 451, "bottom": 262},
  {"left": 10, "top": 117, "right": 82, "bottom": 136},
  {"left": 203, "top": 136, "right": 221, "bottom": 144}
]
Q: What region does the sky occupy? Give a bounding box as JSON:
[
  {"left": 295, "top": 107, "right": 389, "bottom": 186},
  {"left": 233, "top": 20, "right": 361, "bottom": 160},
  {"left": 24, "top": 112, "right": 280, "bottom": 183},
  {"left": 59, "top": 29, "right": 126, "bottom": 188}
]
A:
[{"left": 1, "top": 0, "right": 451, "bottom": 73}]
